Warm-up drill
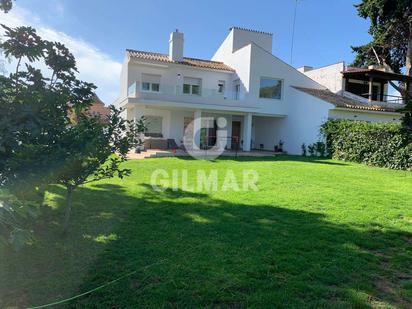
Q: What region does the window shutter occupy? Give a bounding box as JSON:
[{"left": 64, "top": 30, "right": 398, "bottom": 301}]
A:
[{"left": 142, "top": 74, "right": 161, "bottom": 84}]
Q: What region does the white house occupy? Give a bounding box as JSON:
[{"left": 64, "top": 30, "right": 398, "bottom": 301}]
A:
[{"left": 115, "top": 27, "right": 406, "bottom": 154}]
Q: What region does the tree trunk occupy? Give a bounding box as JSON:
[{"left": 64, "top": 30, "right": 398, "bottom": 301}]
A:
[{"left": 62, "top": 186, "right": 74, "bottom": 235}]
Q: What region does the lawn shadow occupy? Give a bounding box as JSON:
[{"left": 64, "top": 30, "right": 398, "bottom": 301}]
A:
[
  {"left": 57, "top": 184, "right": 412, "bottom": 308},
  {"left": 174, "top": 154, "right": 349, "bottom": 166}
]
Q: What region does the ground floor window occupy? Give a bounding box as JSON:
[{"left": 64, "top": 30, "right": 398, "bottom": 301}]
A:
[{"left": 145, "top": 115, "right": 163, "bottom": 137}]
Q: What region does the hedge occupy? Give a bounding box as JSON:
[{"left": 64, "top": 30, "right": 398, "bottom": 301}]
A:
[{"left": 321, "top": 119, "right": 412, "bottom": 171}]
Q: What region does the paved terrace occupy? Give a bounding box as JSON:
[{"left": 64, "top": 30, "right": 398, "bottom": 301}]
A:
[{"left": 127, "top": 149, "right": 281, "bottom": 160}]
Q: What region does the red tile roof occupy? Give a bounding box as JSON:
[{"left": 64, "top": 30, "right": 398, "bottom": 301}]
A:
[{"left": 127, "top": 49, "right": 235, "bottom": 72}]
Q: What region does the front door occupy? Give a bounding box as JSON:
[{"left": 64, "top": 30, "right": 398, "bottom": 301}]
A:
[{"left": 231, "top": 121, "right": 241, "bottom": 150}]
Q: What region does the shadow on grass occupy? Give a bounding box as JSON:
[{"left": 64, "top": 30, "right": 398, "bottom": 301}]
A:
[
  {"left": 70, "top": 184, "right": 410, "bottom": 308},
  {"left": 173, "top": 155, "right": 350, "bottom": 166},
  {"left": 1, "top": 182, "right": 411, "bottom": 308}
]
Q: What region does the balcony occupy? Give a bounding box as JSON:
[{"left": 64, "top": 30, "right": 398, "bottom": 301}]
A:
[
  {"left": 342, "top": 66, "right": 412, "bottom": 105},
  {"left": 124, "top": 82, "right": 263, "bottom": 114},
  {"left": 129, "top": 82, "right": 243, "bottom": 100},
  {"left": 340, "top": 91, "right": 405, "bottom": 109}
]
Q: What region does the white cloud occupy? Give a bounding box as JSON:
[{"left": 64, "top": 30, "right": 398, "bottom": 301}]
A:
[{"left": 0, "top": 5, "right": 121, "bottom": 104}]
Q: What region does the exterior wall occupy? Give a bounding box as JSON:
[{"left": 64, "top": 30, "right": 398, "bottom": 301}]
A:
[
  {"left": 328, "top": 109, "right": 402, "bottom": 122},
  {"left": 231, "top": 28, "right": 272, "bottom": 53},
  {"left": 277, "top": 87, "right": 334, "bottom": 155},
  {"left": 115, "top": 56, "right": 129, "bottom": 105},
  {"left": 252, "top": 116, "right": 283, "bottom": 151},
  {"left": 169, "top": 110, "right": 194, "bottom": 145},
  {"left": 127, "top": 60, "right": 234, "bottom": 100},
  {"left": 212, "top": 30, "right": 235, "bottom": 63},
  {"left": 302, "top": 62, "right": 345, "bottom": 93},
  {"left": 248, "top": 43, "right": 326, "bottom": 116},
  {"left": 213, "top": 43, "right": 252, "bottom": 95},
  {"left": 212, "top": 28, "right": 272, "bottom": 59}
]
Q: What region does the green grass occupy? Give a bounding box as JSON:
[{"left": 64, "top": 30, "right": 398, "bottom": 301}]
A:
[{"left": 1, "top": 156, "right": 412, "bottom": 308}]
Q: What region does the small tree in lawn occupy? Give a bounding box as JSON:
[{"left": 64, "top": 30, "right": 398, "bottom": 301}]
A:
[
  {"left": 0, "top": 21, "right": 145, "bottom": 239},
  {"left": 55, "top": 107, "right": 145, "bottom": 234},
  {"left": 0, "top": 22, "right": 95, "bottom": 246}
]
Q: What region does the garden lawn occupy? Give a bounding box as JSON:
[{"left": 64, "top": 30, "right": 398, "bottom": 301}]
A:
[{"left": 1, "top": 156, "right": 412, "bottom": 308}]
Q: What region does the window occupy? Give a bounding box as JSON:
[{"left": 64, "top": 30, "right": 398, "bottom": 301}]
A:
[
  {"left": 218, "top": 80, "right": 225, "bottom": 93},
  {"left": 259, "top": 78, "right": 282, "bottom": 99},
  {"left": 141, "top": 73, "right": 160, "bottom": 92},
  {"left": 142, "top": 82, "right": 150, "bottom": 91},
  {"left": 145, "top": 115, "right": 163, "bottom": 137},
  {"left": 233, "top": 80, "right": 240, "bottom": 100},
  {"left": 183, "top": 77, "right": 201, "bottom": 95}
]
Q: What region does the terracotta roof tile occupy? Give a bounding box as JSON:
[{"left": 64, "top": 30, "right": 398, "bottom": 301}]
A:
[
  {"left": 292, "top": 87, "right": 403, "bottom": 113},
  {"left": 127, "top": 49, "right": 235, "bottom": 72}
]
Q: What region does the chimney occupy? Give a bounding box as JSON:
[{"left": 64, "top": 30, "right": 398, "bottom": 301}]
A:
[{"left": 169, "top": 30, "right": 184, "bottom": 62}]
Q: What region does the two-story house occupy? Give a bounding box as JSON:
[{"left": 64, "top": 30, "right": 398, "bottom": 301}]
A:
[{"left": 115, "top": 27, "right": 406, "bottom": 154}]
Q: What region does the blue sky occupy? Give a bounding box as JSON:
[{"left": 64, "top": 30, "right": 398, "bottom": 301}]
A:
[{"left": 1, "top": 0, "right": 371, "bottom": 103}]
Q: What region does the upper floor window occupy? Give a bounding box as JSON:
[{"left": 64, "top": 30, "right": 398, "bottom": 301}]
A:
[
  {"left": 218, "top": 80, "right": 225, "bottom": 94},
  {"left": 259, "top": 78, "right": 282, "bottom": 99},
  {"left": 233, "top": 79, "right": 240, "bottom": 100},
  {"left": 183, "top": 77, "right": 201, "bottom": 95},
  {"left": 141, "top": 73, "right": 160, "bottom": 92}
]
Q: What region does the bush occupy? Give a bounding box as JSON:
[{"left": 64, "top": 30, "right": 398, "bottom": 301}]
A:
[{"left": 321, "top": 119, "right": 412, "bottom": 170}]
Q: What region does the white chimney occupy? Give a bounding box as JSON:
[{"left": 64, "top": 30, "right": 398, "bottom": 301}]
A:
[{"left": 169, "top": 30, "right": 184, "bottom": 62}]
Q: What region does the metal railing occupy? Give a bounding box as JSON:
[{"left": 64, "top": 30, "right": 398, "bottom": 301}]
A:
[{"left": 359, "top": 93, "right": 405, "bottom": 104}]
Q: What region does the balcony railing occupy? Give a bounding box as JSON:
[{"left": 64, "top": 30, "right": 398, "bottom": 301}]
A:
[
  {"left": 341, "top": 91, "right": 405, "bottom": 108},
  {"left": 363, "top": 93, "right": 405, "bottom": 104},
  {"left": 128, "top": 82, "right": 244, "bottom": 101}
]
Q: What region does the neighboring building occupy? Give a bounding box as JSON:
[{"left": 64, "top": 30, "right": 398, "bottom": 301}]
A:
[
  {"left": 88, "top": 95, "right": 110, "bottom": 120},
  {"left": 69, "top": 95, "right": 110, "bottom": 123},
  {"left": 115, "top": 27, "right": 409, "bottom": 154}
]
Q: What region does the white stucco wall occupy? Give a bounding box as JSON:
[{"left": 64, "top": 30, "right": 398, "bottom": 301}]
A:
[
  {"left": 248, "top": 43, "right": 327, "bottom": 116},
  {"left": 252, "top": 116, "right": 283, "bottom": 151},
  {"left": 212, "top": 27, "right": 272, "bottom": 59},
  {"left": 277, "top": 87, "right": 334, "bottom": 155},
  {"left": 302, "top": 62, "right": 345, "bottom": 93},
  {"left": 127, "top": 60, "right": 234, "bottom": 99}
]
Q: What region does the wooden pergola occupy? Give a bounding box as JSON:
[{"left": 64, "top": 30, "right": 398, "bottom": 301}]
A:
[{"left": 342, "top": 68, "right": 412, "bottom": 103}]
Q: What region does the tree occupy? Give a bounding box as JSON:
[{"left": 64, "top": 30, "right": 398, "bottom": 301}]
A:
[
  {"left": 0, "top": 0, "right": 13, "bottom": 13},
  {"left": 0, "top": 24, "right": 95, "bottom": 189},
  {"left": 0, "top": 22, "right": 145, "bottom": 240},
  {"left": 351, "top": 0, "right": 412, "bottom": 75},
  {"left": 55, "top": 107, "right": 145, "bottom": 234},
  {"left": 351, "top": 0, "right": 412, "bottom": 95},
  {"left": 351, "top": 0, "right": 412, "bottom": 132}
]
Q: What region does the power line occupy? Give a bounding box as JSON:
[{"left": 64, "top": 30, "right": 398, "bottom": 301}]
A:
[{"left": 290, "top": 0, "right": 299, "bottom": 65}]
